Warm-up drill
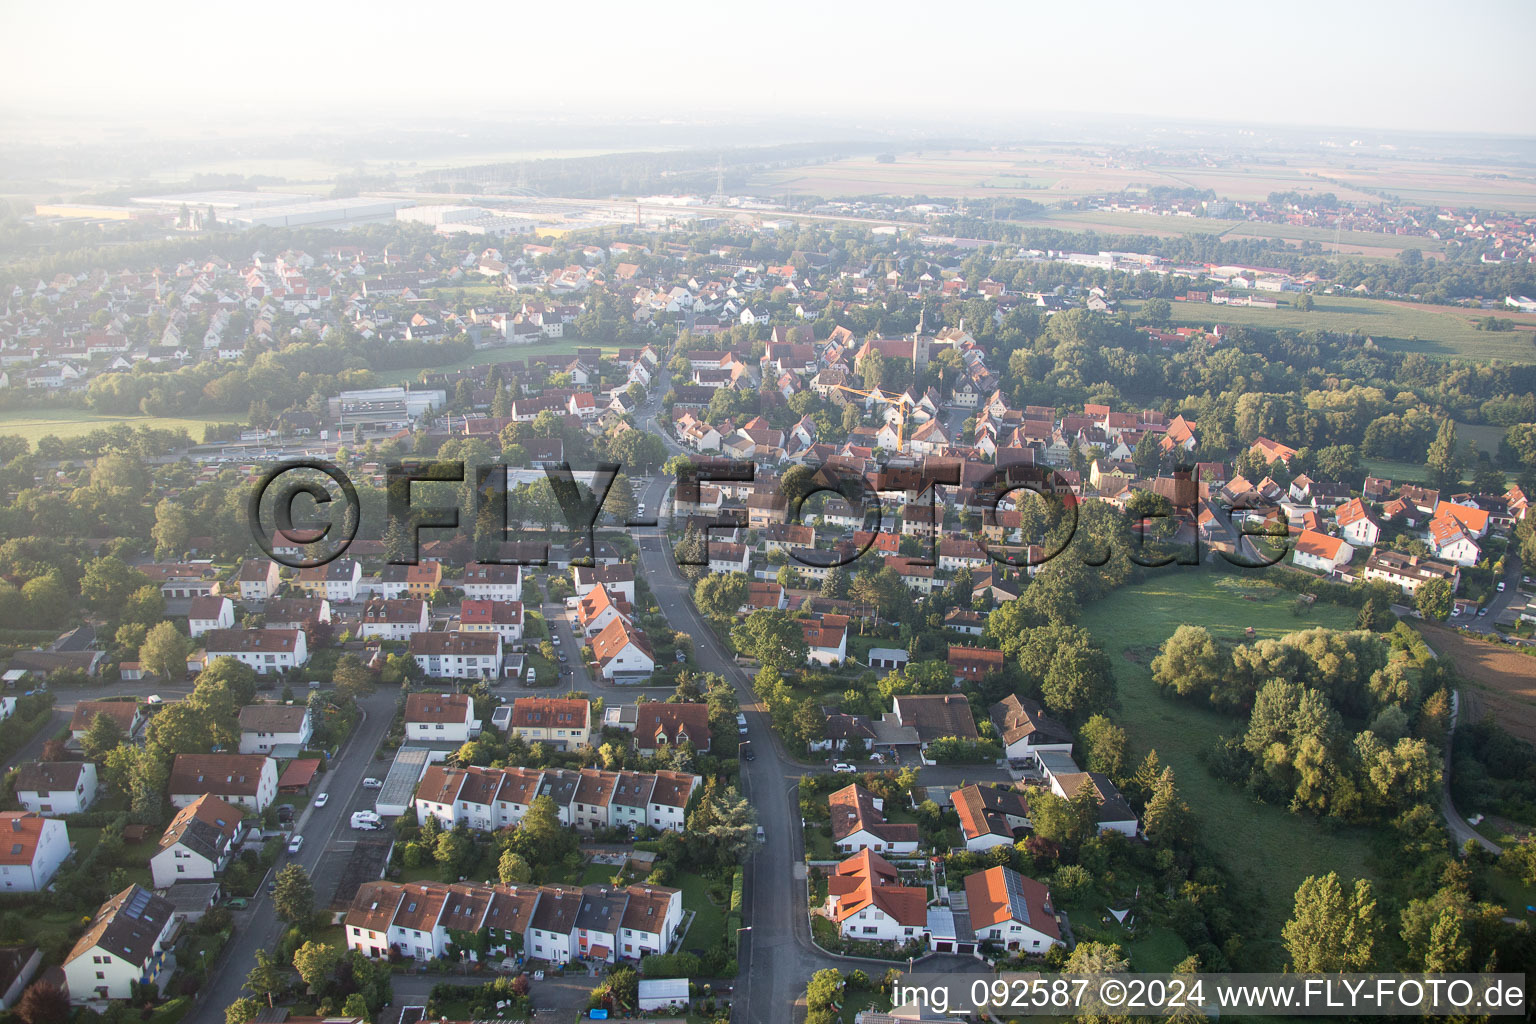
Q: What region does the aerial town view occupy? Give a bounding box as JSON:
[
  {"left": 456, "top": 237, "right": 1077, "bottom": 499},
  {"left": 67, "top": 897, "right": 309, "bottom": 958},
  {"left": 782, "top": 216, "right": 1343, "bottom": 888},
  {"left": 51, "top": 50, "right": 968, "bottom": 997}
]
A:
[{"left": 0, "top": 3, "right": 1533, "bottom": 1023}]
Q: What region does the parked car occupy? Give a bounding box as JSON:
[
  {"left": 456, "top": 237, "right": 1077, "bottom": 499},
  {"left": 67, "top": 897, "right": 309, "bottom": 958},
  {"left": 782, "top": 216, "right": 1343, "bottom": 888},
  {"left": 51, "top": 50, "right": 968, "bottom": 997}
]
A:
[
  {"left": 226, "top": 897, "right": 250, "bottom": 910},
  {"left": 676, "top": 650, "right": 687, "bottom": 663},
  {"left": 362, "top": 777, "right": 383, "bottom": 789},
  {"left": 833, "top": 763, "right": 857, "bottom": 774},
  {"left": 287, "top": 835, "right": 304, "bottom": 854},
  {"left": 1478, "top": 607, "right": 1488, "bottom": 616},
  {"left": 146, "top": 695, "right": 163, "bottom": 705},
  {"left": 755, "top": 825, "right": 765, "bottom": 842},
  {"left": 1497, "top": 581, "right": 1507, "bottom": 592},
  {"left": 314, "top": 793, "right": 328, "bottom": 808}
]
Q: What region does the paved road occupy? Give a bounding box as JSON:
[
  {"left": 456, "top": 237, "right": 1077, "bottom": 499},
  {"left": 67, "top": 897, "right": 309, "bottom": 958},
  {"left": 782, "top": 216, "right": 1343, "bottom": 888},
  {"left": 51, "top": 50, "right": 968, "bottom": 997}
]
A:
[
  {"left": 191, "top": 685, "right": 399, "bottom": 1024},
  {"left": 1459, "top": 552, "right": 1524, "bottom": 634},
  {"left": 3, "top": 680, "right": 199, "bottom": 774}
]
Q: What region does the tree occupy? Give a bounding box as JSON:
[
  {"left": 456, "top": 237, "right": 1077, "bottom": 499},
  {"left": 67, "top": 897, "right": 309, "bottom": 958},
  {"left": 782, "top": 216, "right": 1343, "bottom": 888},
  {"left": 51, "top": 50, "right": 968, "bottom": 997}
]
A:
[
  {"left": 225, "top": 997, "right": 261, "bottom": 1024},
  {"left": 1415, "top": 577, "right": 1453, "bottom": 621},
  {"left": 293, "top": 941, "right": 341, "bottom": 993},
  {"left": 1065, "top": 942, "right": 1129, "bottom": 973},
  {"left": 1282, "top": 873, "right": 1380, "bottom": 971},
  {"left": 151, "top": 498, "right": 193, "bottom": 558},
  {"left": 81, "top": 710, "right": 126, "bottom": 760},
  {"left": 272, "top": 863, "right": 315, "bottom": 924},
  {"left": 1142, "top": 767, "right": 1193, "bottom": 847},
  {"left": 1041, "top": 642, "right": 1115, "bottom": 721},
  {"left": 498, "top": 849, "right": 532, "bottom": 884},
  {"left": 342, "top": 993, "right": 371, "bottom": 1022},
  {"left": 820, "top": 566, "right": 850, "bottom": 600},
  {"left": 139, "top": 621, "right": 191, "bottom": 682},
  {"left": 1150, "top": 625, "right": 1225, "bottom": 701},
  {"left": 121, "top": 585, "right": 166, "bottom": 628},
  {"left": 16, "top": 982, "right": 69, "bottom": 1024},
  {"left": 730, "top": 610, "right": 808, "bottom": 671},
  {"left": 512, "top": 795, "right": 577, "bottom": 865},
  {"left": 604, "top": 474, "right": 639, "bottom": 525},
  {"left": 435, "top": 829, "right": 473, "bottom": 874},
  {"left": 1079, "top": 714, "right": 1128, "bottom": 781},
  {"left": 1141, "top": 297, "right": 1172, "bottom": 324},
  {"left": 80, "top": 556, "right": 149, "bottom": 615},
  {"left": 694, "top": 572, "right": 749, "bottom": 621},
  {"left": 245, "top": 949, "right": 286, "bottom": 1007},
  {"left": 1295, "top": 292, "right": 1315, "bottom": 312},
  {"left": 333, "top": 653, "right": 372, "bottom": 700},
  {"left": 1425, "top": 418, "right": 1462, "bottom": 489}
]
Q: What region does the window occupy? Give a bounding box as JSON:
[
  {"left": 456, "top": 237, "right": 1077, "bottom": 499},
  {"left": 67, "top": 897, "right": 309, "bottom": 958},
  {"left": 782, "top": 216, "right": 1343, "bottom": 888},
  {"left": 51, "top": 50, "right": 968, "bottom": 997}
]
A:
[{"left": 96, "top": 972, "right": 105, "bottom": 980}]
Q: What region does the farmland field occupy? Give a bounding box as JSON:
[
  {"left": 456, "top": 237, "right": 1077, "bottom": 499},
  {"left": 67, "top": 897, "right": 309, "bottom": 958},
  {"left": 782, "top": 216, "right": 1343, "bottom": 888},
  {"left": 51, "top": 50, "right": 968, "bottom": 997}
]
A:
[
  {"left": 1034, "top": 208, "right": 1447, "bottom": 259},
  {"left": 1077, "top": 567, "right": 1379, "bottom": 949},
  {"left": 0, "top": 407, "right": 244, "bottom": 444},
  {"left": 1125, "top": 295, "right": 1536, "bottom": 363},
  {"left": 1412, "top": 623, "right": 1536, "bottom": 744}
]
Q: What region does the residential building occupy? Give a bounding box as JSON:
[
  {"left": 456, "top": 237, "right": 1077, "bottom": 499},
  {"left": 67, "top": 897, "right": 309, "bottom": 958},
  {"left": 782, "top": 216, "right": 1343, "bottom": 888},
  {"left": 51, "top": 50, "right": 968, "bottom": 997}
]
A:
[
  {"left": 1049, "top": 771, "right": 1138, "bottom": 836},
  {"left": 459, "top": 599, "right": 524, "bottom": 643},
  {"left": 989, "top": 695, "right": 1074, "bottom": 762},
  {"left": 15, "top": 761, "right": 98, "bottom": 816},
  {"left": 1361, "top": 550, "right": 1461, "bottom": 596},
  {"left": 591, "top": 619, "right": 655, "bottom": 682},
  {"left": 829, "top": 784, "right": 920, "bottom": 856},
  {"left": 0, "top": 813, "right": 69, "bottom": 891},
  {"left": 947, "top": 646, "right": 1005, "bottom": 683},
  {"left": 802, "top": 618, "right": 848, "bottom": 666},
  {"left": 203, "top": 628, "right": 309, "bottom": 675},
  {"left": 508, "top": 698, "right": 590, "bottom": 750},
  {"left": 62, "top": 885, "right": 178, "bottom": 1001},
  {"left": 186, "top": 596, "right": 235, "bottom": 638},
  {"left": 1292, "top": 530, "right": 1354, "bottom": 573},
  {"left": 404, "top": 692, "right": 479, "bottom": 742},
  {"left": 891, "top": 694, "right": 978, "bottom": 747},
  {"left": 460, "top": 563, "right": 523, "bottom": 602},
  {"left": 413, "top": 764, "right": 698, "bottom": 834},
  {"left": 1334, "top": 498, "right": 1381, "bottom": 548},
  {"left": 235, "top": 559, "right": 280, "bottom": 601},
  {"left": 824, "top": 849, "right": 928, "bottom": 944},
  {"left": 168, "top": 754, "right": 278, "bottom": 812},
  {"left": 358, "top": 598, "right": 431, "bottom": 642},
  {"left": 571, "top": 564, "right": 636, "bottom": 606},
  {"left": 963, "top": 866, "right": 1062, "bottom": 953},
  {"left": 236, "top": 703, "right": 314, "bottom": 755},
  {"left": 953, "top": 784, "right": 1030, "bottom": 851},
  {"left": 344, "top": 878, "right": 682, "bottom": 965},
  {"left": 409, "top": 631, "right": 502, "bottom": 680},
  {"left": 632, "top": 702, "right": 711, "bottom": 754},
  {"left": 379, "top": 562, "right": 443, "bottom": 600},
  {"left": 149, "top": 795, "right": 245, "bottom": 888},
  {"left": 295, "top": 559, "right": 362, "bottom": 602},
  {"left": 69, "top": 700, "right": 143, "bottom": 742}
]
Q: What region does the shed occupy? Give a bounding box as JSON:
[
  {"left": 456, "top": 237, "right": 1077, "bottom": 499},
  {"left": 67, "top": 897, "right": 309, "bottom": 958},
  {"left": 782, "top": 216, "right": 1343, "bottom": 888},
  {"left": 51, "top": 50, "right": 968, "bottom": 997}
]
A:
[
  {"left": 638, "top": 977, "right": 690, "bottom": 1012},
  {"left": 277, "top": 758, "right": 321, "bottom": 793}
]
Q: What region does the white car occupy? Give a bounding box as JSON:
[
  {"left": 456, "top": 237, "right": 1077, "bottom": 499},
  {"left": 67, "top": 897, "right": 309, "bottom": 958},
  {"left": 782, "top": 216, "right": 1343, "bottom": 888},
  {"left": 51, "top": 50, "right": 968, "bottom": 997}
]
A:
[
  {"left": 832, "top": 763, "right": 857, "bottom": 774},
  {"left": 362, "top": 777, "right": 383, "bottom": 790},
  {"left": 314, "top": 793, "right": 328, "bottom": 808},
  {"left": 287, "top": 835, "right": 304, "bottom": 854},
  {"left": 1497, "top": 581, "right": 1507, "bottom": 592},
  {"left": 145, "top": 695, "right": 163, "bottom": 705}
]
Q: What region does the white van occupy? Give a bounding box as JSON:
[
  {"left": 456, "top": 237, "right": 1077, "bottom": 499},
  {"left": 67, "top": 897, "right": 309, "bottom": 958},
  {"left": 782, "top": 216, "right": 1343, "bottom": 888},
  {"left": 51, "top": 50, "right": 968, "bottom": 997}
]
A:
[{"left": 351, "top": 810, "right": 382, "bottom": 830}]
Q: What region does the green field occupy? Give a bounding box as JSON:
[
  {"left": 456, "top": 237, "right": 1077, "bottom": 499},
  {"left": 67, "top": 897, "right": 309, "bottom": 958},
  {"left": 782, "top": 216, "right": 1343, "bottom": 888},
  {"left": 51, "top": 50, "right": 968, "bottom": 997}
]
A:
[
  {"left": 1077, "top": 568, "right": 1380, "bottom": 951},
  {"left": 0, "top": 407, "right": 244, "bottom": 444},
  {"left": 1127, "top": 296, "right": 1536, "bottom": 363},
  {"left": 1038, "top": 209, "right": 1445, "bottom": 258}
]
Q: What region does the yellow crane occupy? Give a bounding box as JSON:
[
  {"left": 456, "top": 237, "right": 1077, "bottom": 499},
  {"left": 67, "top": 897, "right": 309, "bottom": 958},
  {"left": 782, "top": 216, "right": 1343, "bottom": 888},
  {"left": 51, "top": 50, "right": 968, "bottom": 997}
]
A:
[{"left": 832, "top": 383, "right": 920, "bottom": 451}]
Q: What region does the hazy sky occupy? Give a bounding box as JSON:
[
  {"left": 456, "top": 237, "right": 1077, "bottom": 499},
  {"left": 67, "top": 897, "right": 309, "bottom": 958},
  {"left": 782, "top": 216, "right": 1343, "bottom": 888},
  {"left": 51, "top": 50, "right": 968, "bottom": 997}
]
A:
[{"left": 4, "top": 0, "right": 1534, "bottom": 136}]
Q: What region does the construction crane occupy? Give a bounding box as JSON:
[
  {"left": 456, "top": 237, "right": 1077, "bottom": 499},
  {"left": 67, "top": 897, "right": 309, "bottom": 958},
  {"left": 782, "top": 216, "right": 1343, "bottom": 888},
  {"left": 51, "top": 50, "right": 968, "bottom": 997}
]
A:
[{"left": 831, "top": 384, "right": 920, "bottom": 451}]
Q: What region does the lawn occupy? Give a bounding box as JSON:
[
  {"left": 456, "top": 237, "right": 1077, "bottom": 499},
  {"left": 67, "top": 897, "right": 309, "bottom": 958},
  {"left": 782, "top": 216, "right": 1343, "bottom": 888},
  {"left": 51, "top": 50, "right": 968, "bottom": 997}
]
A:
[
  {"left": 0, "top": 407, "right": 245, "bottom": 444},
  {"left": 1125, "top": 295, "right": 1536, "bottom": 364},
  {"left": 676, "top": 872, "right": 726, "bottom": 952},
  {"left": 1076, "top": 567, "right": 1381, "bottom": 948}
]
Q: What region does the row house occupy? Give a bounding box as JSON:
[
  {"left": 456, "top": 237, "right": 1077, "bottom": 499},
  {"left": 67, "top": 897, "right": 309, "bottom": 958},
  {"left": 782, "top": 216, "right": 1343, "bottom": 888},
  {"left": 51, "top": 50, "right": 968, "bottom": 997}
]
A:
[
  {"left": 203, "top": 628, "right": 309, "bottom": 675},
  {"left": 295, "top": 559, "right": 362, "bottom": 602},
  {"left": 413, "top": 764, "right": 698, "bottom": 834},
  {"left": 345, "top": 879, "right": 682, "bottom": 965},
  {"left": 358, "top": 598, "right": 431, "bottom": 641}
]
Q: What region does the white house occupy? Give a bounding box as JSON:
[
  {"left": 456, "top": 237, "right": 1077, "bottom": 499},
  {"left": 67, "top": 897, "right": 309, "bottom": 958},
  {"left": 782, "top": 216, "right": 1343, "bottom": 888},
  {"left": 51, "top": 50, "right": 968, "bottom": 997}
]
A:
[
  {"left": 186, "top": 596, "right": 235, "bottom": 638},
  {"left": 575, "top": 584, "right": 628, "bottom": 639},
  {"left": 237, "top": 703, "right": 314, "bottom": 755},
  {"left": 571, "top": 564, "right": 636, "bottom": 606},
  {"left": 404, "top": 692, "right": 478, "bottom": 742},
  {"left": 62, "top": 885, "right": 178, "bottom": 1002},
  {"left": 358, "top": 598, "right": 431, "bottom": 642},
  {"left": 235, "top": 559, "right": 280, "bottom": 602},
  {"left": 1292, "top": 529, "right": 1354, "bottom": 573},
  {"left": 168, "top": 754, "right": 279, "bottom": 812},
  {"left": 829, "top": 784, "right": 920, "bottom": 856},
  {"left": 0, "top": 813, "right": 70, "bottom": 892},
  {"left": 15, "top": 761, "right": 98, "bottom": 816},
  {"left": 1427, "top": 516, "right": 1482, "bottom": 566},
  {"left": 963, "top": 866, "right": 1063, "bottom": 953},
  {"left": 591, "top": 619, "right": 655, "bottom": 682},
  {"left": 706, "top": 543, "right": 751, "bottom": 575},
  {"left": 1050, "top": 771, "right": 1138, "bottom": 837},
  {"left": 202, "top": 629, "right": 309, "bottom": 675},
  {"left": 802, "top": 619, "right": 848, "bottom": 667},
  {"left": 149, "top": 794, "right": 245, "bottom": 889},
  {"left": 296, "top": 559, "right": 363, "bottom": 603},
  {"left": 825, "top": 848, "right": 928, "bottom": 944},
  {"left": 952, "top": 784, "right": 1031, "bottom": 852},
  {"left": 989, "top": 695, "right": 1074, "bottom": 763},
  {"left": 460, "top": 563, "right": 523, "bottom": 602},
  {"left": 409, "top": 631, "right": 502, "bottom": 680}
]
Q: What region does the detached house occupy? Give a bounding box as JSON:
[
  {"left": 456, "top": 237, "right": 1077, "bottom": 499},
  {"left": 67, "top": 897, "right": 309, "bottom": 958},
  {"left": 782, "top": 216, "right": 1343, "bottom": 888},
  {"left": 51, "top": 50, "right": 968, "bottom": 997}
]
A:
[
  {"left": 203, "top": 628, "right": 309, "bottom": 675},
  {"left": 459, "top": 599, "right": 524, "bottom": 643},
  {"left": 404, "top": 692, "right": 479, "bottom": 743},
  {"left": 63, "top": 885, "right": 177, "bottom": 1002},
  {"left": 1427, "top": 515, "right": 1482, "bottom": 566},
  {"left": 632, "top": 702, "right": 711, "bottom": 754},
  {"left": 461, "top": 563, "right": 523, "bottom": 602},
  {"left": 591, "top": 619, "right": 654, "bottom": 682},
  {"left": 953, "top": 784, "right": 1031, "bottom": 851},
  {"left": 69, "top": 701, "right": 144, "bottom": 743},
  {"left": 1334, "top": 498, "right": 1381, "bottom": 549},
  {"left": 825, "top": 849, "right": 928, "bottom": 944},
  {"left": 829, "top": 784, "right": 920, "bottom": 856},
  {"left": 989, "top": 695, "right": 1074, "bottom": 763},
  {"left": 509, "top": 698, "right": 590, "bottom": 751},
  {"left": 15, "top": 761, "right": 99, "bottom": 816},
  {"left": 168, "top": 754, "right": 278, "bottom": 812},
  {"left": 186, "top": 596, "right": 235, "bottom": 638},
  {"left": 963, "top": 866, "right": 1062, "bottom": 953},
  {"left": 149, "top": 795, "right": 245, "bottom": 888},
  {"left": 409, "top": 631, "right": 502, "bottom": 680},
  {"left": 0, "top": 812, "right": 69, "bottom": 891},
  {"left": 237, "top": 703, "right": 314, "bottom": 755},
  {"left": 1292, "top": 530, "right": 1354, "bottom": 574}
]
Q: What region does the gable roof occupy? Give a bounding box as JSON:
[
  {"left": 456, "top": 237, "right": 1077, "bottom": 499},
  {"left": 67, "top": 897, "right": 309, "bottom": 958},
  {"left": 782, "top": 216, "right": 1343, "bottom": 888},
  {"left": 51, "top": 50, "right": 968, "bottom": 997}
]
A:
[
  {"left": 633, "top": 703, "right": 710, "bottom": 751},
  {"left": 168, "top": 754, "right": 272, "bottom": 796},
  {"left": 0, "top": 813, "right": 54, "bottom": 865},
  {"left": 893, "top": 694, "right": 978, "bottom": 741},
  {"left": 65, "top": 885, "right": 174, "bottom": 968},
  {"left": 404, "top": 692, "right": 472, "bottom": 724},
  {"left": 964, "top": 865, "right": 1059, "bottom": 938}
]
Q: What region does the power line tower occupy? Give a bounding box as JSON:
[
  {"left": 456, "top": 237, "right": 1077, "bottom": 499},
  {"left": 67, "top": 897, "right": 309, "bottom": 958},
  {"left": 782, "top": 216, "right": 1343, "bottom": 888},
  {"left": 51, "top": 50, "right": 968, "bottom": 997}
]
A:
[{"left": 712, "top": 155, "right": 727, "bottom": 206}]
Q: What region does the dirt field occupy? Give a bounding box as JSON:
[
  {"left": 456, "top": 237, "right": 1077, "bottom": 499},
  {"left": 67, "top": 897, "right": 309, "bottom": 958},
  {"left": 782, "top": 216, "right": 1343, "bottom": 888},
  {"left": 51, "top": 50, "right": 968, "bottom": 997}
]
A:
[{"left": 1414, "top": 623, "right": 1536, "bottom": 742}]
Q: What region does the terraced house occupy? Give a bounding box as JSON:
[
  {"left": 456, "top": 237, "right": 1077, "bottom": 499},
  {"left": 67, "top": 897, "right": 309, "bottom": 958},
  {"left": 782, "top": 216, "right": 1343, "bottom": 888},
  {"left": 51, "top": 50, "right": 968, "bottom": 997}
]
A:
[
  {"left": 413, "top": 764, "right": 699, "bottom": 833},
  {"left": 345, "top": 879, "right": 683, "bottom": 965}
]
